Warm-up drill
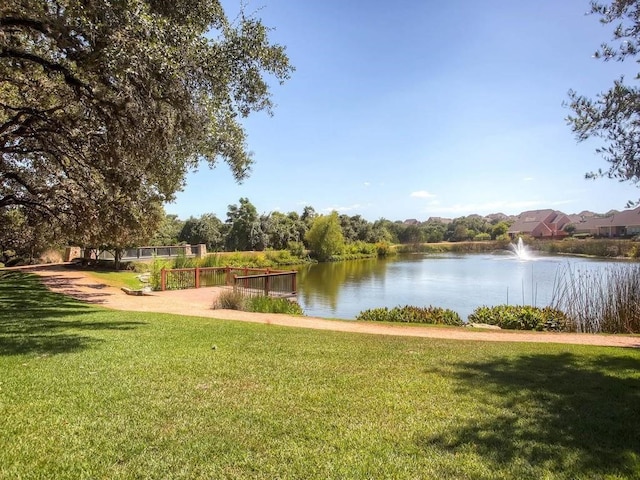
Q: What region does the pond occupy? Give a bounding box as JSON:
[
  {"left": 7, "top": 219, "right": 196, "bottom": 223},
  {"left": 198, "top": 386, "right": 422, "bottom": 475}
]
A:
[{"left": 295, "top": 252, "right": 632, "bottom": 320}]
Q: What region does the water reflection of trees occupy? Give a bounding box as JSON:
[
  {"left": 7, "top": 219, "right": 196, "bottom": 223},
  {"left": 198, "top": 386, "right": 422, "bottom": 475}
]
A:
[{"left": 297, "top": 258, "right": 390, "bottom": 311}]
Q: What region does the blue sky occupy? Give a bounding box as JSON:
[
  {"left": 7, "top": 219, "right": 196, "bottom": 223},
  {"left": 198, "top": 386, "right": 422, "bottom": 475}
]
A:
[{"left": 166, "top": 0, "right": 640, "bottom": 222}]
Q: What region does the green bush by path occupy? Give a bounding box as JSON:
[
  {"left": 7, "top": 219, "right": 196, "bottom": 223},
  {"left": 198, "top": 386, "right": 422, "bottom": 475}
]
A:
[
  {"left": 468, "top": 305, "right": 572, "bottom": 331},
  {"left": 356, "top": 305, "right": 463, "bottom": 326},
  {"left": 245, "top": 295, "right": 304, "bottom": 315},
  {"left": 2, "top": 271, "right": 640, "bottom": 479},
  {"left": 213, "top": 290, "right": 304, "bottom": 315}
]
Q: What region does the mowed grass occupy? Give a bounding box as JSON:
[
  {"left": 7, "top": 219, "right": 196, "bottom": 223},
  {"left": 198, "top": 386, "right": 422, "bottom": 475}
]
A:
[
  {"left": 1, "top": 272, "right": 639, "bottom": 479},
  {"left": 83, "top": 270, "right": 146, "bottom": 290}
]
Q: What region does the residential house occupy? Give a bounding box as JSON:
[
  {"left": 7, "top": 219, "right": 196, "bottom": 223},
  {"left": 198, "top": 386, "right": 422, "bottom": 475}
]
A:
[
  {"left": 507, "top": 209, "right": 571, "bottom": 239},
  {"left": 571, "top": 206, "right": 640, "bottom": 237}
]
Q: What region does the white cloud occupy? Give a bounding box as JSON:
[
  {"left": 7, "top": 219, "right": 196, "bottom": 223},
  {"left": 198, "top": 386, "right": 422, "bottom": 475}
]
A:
[
  {"left": 410, "top": 190, "right": 436, "bottom": 199},
  {"left": 523, "top": 176, "right": 534, "bottom": 182},
  {"left": 364, "top": 182, "right": 371, "bottom": 187}
]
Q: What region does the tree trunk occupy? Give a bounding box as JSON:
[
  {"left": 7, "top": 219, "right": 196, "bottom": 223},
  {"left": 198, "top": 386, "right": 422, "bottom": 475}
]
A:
[{"left": 114, "top": 248, "right": 122, "bottom": 270}]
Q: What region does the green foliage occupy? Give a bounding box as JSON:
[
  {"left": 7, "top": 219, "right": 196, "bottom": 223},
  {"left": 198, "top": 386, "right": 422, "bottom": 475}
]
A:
[
  {"left": 474, "top": 233, "right": 491, "bottom": 241},
  {"left": 264, "top": 249, "right": 303, "bottom": 266},
  {"left": 245, "top": 295, "right": 304, "bottom": 315},
  {"left": 356, "top": 305, "right": 463, "bottom": 326},
  {"left": 150, "top": 213, "right": 184, "bottom": 246},
  {"left": 225, "top": 198, "right": 263, "bottom": 251},
  {"left": 150, "top": 257, "right": 172, "bottom": 290},
  {"left": 0, "top": 208, "right": 59, "bottom": 264},
  {"left": 468, "top": 305, "right": 571, "bottom": 331},
  {"left": 344, "top": 241, "right": 377, "bottom": 256},
  {"left": 491, "top": 221, "right": 511, "bottom": 239},
  {"left": 212, "top": 290, "right": 303, "bottom": 315},
  {"left": 287, "top": 241, "right": 306, "bottom": 258},
  {"left": 564, "top": 223, "right": 577, "bottom": 236},
  {"left": 567, "top": 1, "right": 640, "bottom": 194},
  {"left": 1, "top": 2, "right": 292, "bottom": 248},
  {"left": 172, "top": 253, "right": 197, "bottom": 269},
  {"left": 199, "top": 254, "right": 223, "bottom": 268},
  {"left": 260, "top": 211, "right": 304, "bottom": 250},
  {"left": 628, "top": 243, "right": 640, "bottom": 259},
  {"left": 395, "top": 241, "right": 507, "bottom": 254},
  {"left": 375, "top": 241, "right": 395, "bottom": 257},
  {"left": 533, "top": 238, "right": 634, "bottom": 257},
  {"left": 445, "top": 215, "right": 491, "bottom": 242},
  {"left": 305, "top": 211, "right": 345, "bottom": 261},
  {"left": 179, "top": 213, "right": 224, "bottom": 251}
]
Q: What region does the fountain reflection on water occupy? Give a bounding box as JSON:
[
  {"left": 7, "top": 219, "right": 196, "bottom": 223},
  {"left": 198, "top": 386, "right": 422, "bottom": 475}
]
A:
[{"left": 509, "top": 237, "right": 533, "bottom": 261}]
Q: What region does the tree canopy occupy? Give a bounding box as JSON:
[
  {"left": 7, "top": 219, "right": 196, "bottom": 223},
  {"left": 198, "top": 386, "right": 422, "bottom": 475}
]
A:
[
  {"left": 305, "top": 211, "right": 345, "bottom": 261},
  {"left": 567, "top": 0, "right": 640, "bottom": 196},
  {"left": 0, "top": 0, "right": 292, "bottom": 247}
]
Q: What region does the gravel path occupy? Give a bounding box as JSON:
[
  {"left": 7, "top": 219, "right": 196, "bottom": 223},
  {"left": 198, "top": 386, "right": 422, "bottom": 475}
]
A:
[{"left": 26, "top": 266, "right": 640, "bottom": 348}]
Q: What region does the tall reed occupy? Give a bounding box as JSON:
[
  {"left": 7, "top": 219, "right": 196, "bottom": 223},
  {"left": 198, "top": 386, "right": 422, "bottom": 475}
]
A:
[{"left": 551, "top": 263, "right": 640, "bottom": 333}]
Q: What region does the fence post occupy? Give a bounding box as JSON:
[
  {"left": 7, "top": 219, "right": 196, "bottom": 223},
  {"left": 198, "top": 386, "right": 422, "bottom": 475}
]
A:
[
  {"left": 161, "top": 267, "right": 166, "bottom": 291},
  {"left": 195, "top": 266, "right": 200, "bottom": 288},
  {"left": 292, "top": 272, "right": 297, "bottom": 294},
  {"left": 264, "top": 274, "right": 269, "bottom": 296},
  {"left": 226, "top": 267, "right": 231, "bottom": 286}
]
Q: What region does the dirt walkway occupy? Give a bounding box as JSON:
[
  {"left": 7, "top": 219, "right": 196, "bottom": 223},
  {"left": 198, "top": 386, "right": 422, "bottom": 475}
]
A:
[{"left": 24, "top": 266, "right": 640, "bottom": 348}]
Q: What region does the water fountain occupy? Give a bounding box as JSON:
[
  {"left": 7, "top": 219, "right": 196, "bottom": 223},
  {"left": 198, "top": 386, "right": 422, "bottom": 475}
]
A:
[{"left": 509, "top": 237, "right": 533, "bottom": 260}]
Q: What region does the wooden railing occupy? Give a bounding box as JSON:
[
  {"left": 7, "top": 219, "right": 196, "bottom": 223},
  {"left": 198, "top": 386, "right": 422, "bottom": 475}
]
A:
[
  {"left": 159, "top": 266, "right": 297, "bottom": 297},
  {"left": 233, "top": 271, "right": 298, "bottom": 298}
]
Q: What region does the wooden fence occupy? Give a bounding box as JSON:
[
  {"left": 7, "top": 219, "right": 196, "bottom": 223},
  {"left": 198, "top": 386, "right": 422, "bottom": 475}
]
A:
[{"left": 159, "top": 266, "right": 297, "bottom": 297}]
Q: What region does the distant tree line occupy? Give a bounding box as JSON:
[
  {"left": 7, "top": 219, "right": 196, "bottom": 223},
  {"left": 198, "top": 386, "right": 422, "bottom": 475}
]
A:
[
  {"left": 145, "top": 198, "right": 514, "bottom": 261},
  {"left": 0, "top": 195, "right": 516, "bottom": 266}
]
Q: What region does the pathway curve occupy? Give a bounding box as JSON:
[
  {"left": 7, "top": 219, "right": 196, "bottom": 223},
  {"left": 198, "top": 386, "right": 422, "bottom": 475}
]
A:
[{"left": 23, "top": 265, "right": 640, "bottom": 348}]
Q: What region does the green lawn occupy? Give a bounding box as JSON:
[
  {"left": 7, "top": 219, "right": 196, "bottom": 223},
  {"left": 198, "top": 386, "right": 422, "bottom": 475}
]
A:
[
  {"left": 1, "top": 271, "right": 639, "bottom": 479},
  {"left": 83, "top": 269, "right": 147, "bottom": 290}
]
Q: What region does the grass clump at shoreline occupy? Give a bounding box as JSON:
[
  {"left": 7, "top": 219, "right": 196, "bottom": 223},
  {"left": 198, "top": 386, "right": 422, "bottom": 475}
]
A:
[
  {"left": 2, "top": 271, "right": 640, "bottom": 479},
  {"left": 213, "top": 289, "right": 304, "bottom": 315},
  {"left": 551, "top": 263, "right": 640, "bottom": 333}
]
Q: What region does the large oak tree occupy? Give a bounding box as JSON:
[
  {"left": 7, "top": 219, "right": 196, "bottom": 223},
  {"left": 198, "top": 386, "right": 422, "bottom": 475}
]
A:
[
  {"left": 567, "top": 0, "right": 640, "bottom": 196},
  {"left": 0, "top": 0, "right": 292, "bottom": 256}
]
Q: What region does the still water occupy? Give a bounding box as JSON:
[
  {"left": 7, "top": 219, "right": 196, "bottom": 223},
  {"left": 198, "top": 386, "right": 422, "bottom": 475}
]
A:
[{"left": 295, "top": 252, "right": 630, "bottom": 320}]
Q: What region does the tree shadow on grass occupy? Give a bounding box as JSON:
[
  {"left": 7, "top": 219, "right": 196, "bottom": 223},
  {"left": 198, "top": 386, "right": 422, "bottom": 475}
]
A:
[
  {"left": 417, "top": 352, "right": 640, "bottom": 479},
  {"left": 0, "top": 271, "right": 146, "bottom": 356}
]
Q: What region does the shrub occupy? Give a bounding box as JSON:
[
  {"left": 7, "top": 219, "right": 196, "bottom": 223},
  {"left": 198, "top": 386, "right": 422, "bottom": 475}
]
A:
[
  {"left": 287, "top": 241, "right": 306, "bottom": 258},
  {"left": 199, "top": 254, "right": 222, "bottom": 268},
  {"left": 124, "top": 261, "right": 150, "bottom": 273},
  {"left": 245, "top": 295, "right": 304, "bottom": 315},
  {"left": 467, "top": 305, "right": 571, "bottom": 331},
  {"left": 0, "top": 262, "right": 4, "bottom": 269},
  {"left": 172, "top": 253, "right": 196, "bottom": 269},
  {"left": 375, "top": 241, "right": 395, "bottom": 257},
  {"left": 474, "top": 233, "right": 491, "bottom": 241},
  {"left": 265, "top": 249, "right": 302, "bottom": 266},
  {"left": 356, "top": 305, "right": 463, "bottom": 326},
  {"left": 150, "top": 257, "right": 172, "bottom": 290},
  {"left": 213, "top": 289, "right": 246, "bottom": 310},
  {"left": 212, "top": 291, "right": 303, "bottom": 315}
]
